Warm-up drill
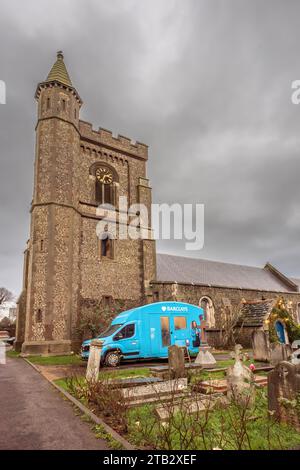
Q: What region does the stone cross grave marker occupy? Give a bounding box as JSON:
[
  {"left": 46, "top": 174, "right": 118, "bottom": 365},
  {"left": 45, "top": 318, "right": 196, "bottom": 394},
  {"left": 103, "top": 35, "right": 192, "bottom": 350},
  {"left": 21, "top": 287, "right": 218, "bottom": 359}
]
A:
[{"left": 226, "top": 344, "right": 255, "bottom": 406}]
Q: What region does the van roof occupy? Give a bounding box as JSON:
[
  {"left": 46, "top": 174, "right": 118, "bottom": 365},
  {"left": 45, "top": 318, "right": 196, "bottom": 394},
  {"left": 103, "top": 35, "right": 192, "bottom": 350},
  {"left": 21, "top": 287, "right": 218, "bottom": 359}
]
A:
[{"left": 111, "top": 301, "right": 203, "bottom": 325}]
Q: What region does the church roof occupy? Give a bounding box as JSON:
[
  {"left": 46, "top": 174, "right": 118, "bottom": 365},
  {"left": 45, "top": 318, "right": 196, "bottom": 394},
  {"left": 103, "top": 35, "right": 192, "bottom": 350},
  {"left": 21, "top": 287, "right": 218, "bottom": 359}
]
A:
[
  {"left": 236, "top": 299, "right": 275, "bottom": 327},
  {"left": 156, "top": 253, "right": 299, "bottom": 293},
  {"left": 46, "top": 51, "right": 72, "bottom": 86}
]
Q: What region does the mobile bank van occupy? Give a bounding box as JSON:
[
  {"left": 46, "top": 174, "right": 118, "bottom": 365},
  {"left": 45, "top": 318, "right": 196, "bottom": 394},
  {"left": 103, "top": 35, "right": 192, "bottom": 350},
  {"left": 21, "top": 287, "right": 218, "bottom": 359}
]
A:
[{"left": 81, "top": 301, "right": 204, "bottom": 367}]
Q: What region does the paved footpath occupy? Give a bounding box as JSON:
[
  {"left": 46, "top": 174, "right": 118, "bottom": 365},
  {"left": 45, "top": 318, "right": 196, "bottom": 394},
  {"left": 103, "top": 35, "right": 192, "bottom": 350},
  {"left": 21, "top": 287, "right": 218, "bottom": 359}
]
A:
[{"left": 0, "top": 357, "right": 108, "bottom": 450}]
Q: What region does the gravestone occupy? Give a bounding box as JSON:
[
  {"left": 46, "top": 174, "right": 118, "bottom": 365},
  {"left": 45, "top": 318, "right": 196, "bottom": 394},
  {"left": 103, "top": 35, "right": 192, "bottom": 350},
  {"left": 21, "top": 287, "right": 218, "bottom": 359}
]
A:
[
  {"left": 168, "top": 345, "right": 186, "bottom": 379},
  {"left": 226, "top": 344, "right": 255, "bottom": 406},
  {"left": 86, "top": 339, "right": 103, "bottom": 382},
  {"left": 270, "top": 343, "right": 292, "bottom": 366},
  {"left": 252, "top": 330, "right": 270, "bottom": 362},
  {"left": 120, "top": 378, "right": 188, "bottom": 406},
  {"left": 268, "top": 361, "right": 300, "bottom": 431},
  {"left": 194, "top": 320, "right": 216, "bottom": 367},
  {"left": 291, "top": 340, "right": 300, "bottom": 365}
]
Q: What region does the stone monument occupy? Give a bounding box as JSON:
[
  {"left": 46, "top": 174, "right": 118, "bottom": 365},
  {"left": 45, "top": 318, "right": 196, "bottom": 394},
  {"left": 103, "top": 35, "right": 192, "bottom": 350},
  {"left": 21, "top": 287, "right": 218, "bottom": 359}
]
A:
[
  {"left": 168, "top": 345, "right": 186, "bottom": 379},
  {"left": 251, "top": 330, "right": 271, "bottom": 362},
  {"left": 226, "top": 344, "right": 255, "bottom": 406},
  {"left": 268, "top": 361, "right": 300, "bottom": 431},
  {"left": 194, "top": 320, "right": 216, "bottom": 367},
  {"left": 86, "top": 339, "right": 104, "bottom": 382}
]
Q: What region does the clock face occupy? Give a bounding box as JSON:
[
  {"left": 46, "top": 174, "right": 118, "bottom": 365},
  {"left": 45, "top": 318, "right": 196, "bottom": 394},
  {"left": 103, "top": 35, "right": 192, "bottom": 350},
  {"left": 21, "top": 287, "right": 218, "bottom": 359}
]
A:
[{"left": 95, "top": 167, "right": 113, "bottom": 184}]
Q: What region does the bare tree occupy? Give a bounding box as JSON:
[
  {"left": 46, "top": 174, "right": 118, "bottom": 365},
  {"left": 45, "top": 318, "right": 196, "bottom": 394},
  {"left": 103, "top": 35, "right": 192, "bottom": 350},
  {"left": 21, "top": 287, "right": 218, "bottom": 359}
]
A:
[{"left": 0, "top": 287, "right": 13, "bottom": 310}]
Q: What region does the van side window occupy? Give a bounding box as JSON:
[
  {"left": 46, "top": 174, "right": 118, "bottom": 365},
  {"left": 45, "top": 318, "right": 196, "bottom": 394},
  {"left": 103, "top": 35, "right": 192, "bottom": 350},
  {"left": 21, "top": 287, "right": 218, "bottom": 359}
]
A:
[
  {"left": 174, "top": 316, "right": 187, "bottom": 330},
  {"left": 115, "top": 324, "right": 135, "bottom": 340}
]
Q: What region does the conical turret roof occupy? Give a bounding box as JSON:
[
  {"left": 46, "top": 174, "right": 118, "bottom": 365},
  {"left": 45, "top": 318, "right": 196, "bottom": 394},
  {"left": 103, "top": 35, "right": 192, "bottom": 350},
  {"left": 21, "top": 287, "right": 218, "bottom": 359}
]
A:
[{"left": 46, "top": 51, "right": 72, "bottom": 86}]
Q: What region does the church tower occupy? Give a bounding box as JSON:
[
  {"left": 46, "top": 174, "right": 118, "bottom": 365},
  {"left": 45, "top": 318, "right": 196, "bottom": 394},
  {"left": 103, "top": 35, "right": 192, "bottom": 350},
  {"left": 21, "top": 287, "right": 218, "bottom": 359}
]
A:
[
  {"left": 16, "top": 52, "right": 156, "bottom": 355},
  {"left": 17, "top": 52, "right": 83, "bottom": 354}
]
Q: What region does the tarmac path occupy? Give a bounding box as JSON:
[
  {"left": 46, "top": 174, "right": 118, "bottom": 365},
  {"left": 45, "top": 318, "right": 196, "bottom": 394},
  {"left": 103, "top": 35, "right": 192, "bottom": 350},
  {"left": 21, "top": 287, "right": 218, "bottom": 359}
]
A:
[{"left": 0, "top": 357, "right": 109, "bottom": 450}]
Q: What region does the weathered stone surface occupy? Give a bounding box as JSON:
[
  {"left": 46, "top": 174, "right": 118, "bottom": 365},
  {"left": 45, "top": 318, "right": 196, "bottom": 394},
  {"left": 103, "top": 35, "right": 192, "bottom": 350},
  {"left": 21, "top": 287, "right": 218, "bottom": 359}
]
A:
[
  {"left": 86, "top": 339, "right": 103, "bottom": 382},
  {"left": 252, "top": 330, "right": 271, "bottom": 362},
  {"left": 268, "top": 361, "right": 300, "bottom": 431},
  {"left": 194, "top": 346, "right": 216, "bottom": 366},
  {"left": 155, "top": 394, "right": 228, "bottom": 421},
  {"left": 226, "top": 345, "right": 255, "bottom": 406},
  {"left": 168, "top": 345, "right": 186, "bottom": 379},
  {"left": 121, "top": 378, "right": 188, "bottom": 401},
  {"left": 270, "top": 343, "right": 292, "bottom": 366}
]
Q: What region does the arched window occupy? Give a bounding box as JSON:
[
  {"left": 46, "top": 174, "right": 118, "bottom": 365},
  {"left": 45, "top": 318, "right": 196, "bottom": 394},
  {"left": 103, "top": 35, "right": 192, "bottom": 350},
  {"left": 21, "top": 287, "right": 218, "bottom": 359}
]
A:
[
  {"left": 92, "top": 165, "right": 118, "bottom": 205},
  {"left": 98, "top": 230, "right": 114, "bottom": 259},
  {"left": 199, "top": 296, "right": 215, "bottom": 328}
]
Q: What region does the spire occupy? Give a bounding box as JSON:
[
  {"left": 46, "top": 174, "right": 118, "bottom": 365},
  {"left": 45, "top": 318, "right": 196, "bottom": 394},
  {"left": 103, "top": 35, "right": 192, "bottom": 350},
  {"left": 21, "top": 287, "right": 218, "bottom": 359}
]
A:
[{"left": 46, "top": 51, "right": 72, "bottom": 87}]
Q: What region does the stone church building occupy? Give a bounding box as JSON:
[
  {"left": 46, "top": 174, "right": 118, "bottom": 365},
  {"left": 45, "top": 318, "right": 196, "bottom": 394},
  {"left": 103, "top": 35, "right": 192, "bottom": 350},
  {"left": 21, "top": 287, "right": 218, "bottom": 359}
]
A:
[{"left": 16, "top": 53, "right": 300, "bottom": 355}]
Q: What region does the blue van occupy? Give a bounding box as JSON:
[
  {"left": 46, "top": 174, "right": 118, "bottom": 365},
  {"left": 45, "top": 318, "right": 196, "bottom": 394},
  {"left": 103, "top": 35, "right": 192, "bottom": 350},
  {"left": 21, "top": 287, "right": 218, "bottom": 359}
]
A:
[{"left": 81, "top": 301, "right": 204, "bottom": 367}]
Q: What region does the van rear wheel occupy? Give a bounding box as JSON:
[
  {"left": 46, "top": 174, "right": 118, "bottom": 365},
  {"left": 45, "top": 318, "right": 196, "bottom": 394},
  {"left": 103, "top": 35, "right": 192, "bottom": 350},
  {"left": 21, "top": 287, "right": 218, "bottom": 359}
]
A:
[{"left": 105, "top": 351, "right": 120, "bottom": 367}]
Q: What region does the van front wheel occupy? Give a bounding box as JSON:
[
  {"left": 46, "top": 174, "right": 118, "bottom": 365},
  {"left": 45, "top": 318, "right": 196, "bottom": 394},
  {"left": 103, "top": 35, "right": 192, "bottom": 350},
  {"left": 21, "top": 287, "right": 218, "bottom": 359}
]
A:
[{"left": 105, "top": 351, "right": 121, "bottom": 367}]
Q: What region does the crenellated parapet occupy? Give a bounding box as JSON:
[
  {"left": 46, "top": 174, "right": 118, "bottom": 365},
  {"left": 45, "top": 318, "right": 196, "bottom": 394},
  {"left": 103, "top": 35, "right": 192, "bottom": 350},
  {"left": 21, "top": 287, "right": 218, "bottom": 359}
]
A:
[{"left": 79, "top": 120, "right": 148, "bottom": 160}]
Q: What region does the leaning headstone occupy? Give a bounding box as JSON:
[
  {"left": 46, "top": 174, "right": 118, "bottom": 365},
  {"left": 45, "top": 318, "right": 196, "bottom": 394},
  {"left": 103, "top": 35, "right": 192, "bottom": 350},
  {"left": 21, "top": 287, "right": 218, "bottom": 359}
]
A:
[
  {"left": 270, "top": 343, "right": 292, "bottom": 366},
  {"left": 86, "top": 339, "right": 103, "bottom": 382},
  {"left": 268, "top": 361, "right": 300, "bottom": 431},
  {"left": 226, "top": 344, "right": 255, "bottom": 406},
  {"left": 0, "top": 341, "right": 6, "bottom": 365},
  {"left": 252, "top": 330, "right": 270, "bottom": 362},
  {"left": 168, "top": 345, "right": 186, "bottom": 379}
]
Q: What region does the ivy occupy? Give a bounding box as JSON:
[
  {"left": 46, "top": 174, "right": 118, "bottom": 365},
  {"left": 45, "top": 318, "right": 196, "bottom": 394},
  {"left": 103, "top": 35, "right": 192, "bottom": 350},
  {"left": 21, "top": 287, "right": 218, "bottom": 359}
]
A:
[{"left": 268, "top": 298, "right": 300, "bottom": 344}]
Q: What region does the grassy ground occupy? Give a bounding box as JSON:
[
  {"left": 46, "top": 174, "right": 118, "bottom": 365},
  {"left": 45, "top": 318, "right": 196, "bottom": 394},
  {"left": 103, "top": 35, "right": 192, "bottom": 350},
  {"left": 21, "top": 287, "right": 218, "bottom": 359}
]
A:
[
  {"left": 128, "top": 391, "right": 300, "bottom": 450},
  {"left": 25, "top": 354, "right": 83, "bottom": 366},
  {"left": 55, "top": 367, "right": 151, "bottom": 388},
  {"left": 57, "top": 372, "right": 300, "bottom": 450},
  {"left": 6, "top": 350, "right": 20, "bottom": 359}
]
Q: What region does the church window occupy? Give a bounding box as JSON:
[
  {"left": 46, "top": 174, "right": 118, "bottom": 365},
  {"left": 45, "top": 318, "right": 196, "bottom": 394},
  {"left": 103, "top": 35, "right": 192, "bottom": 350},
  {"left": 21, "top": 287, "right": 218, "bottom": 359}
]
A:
[
  {"left": 62, "top": 99, "right": 66, "bottom": 111},
  {"left": 102, "top": 296, "right": 112, "bottom": 307},
  {"left": 47, "top": 97, "right": 50, "bottom": 109},
  {"left": 40, "top": 240, "right": 44, "bottom": 252},
  {"left": 36, "top": 309, "right": 42, "bottom": 323},
  {"left": 99, "top": 233, "right": 114, "bottom": 259},
  {"left": 199, "top": 296, "right": 215, "bottom": 328}
]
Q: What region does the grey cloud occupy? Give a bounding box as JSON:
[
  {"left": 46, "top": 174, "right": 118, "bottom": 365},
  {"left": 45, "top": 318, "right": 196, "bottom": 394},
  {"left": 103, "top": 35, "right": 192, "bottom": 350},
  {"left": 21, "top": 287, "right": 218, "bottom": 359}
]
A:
[{"left": 0, "top": 0, "right": 300, "bottom": 297}]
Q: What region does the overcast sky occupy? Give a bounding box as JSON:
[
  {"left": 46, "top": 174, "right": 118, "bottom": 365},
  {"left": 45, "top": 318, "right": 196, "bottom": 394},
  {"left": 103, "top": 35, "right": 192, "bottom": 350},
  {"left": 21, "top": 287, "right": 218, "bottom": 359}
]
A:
[{"left": 1, "top": 0, "right": 300, "bottom": 299}]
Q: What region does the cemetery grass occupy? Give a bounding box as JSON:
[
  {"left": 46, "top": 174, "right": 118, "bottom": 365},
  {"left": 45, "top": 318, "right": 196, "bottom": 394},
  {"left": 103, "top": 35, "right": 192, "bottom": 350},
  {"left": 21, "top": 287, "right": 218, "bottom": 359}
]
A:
[
  {"left": 26, "top": 354, "right": 83, "bottom": 366},
  {"left": 58, "top": 372, "right": 300, "bottom": 451},
  {"left": 127, "top": 391, "right": 300, "bottom": 450},
  {"left": 55, "top": 367, "right": 151, "bottom": 388}
]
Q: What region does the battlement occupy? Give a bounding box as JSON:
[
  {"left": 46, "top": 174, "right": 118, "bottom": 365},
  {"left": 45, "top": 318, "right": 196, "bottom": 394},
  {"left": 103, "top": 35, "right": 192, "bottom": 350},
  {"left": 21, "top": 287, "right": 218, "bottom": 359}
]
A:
[{"left": 79, "top": 120, "right": 148, "bottom": 159}]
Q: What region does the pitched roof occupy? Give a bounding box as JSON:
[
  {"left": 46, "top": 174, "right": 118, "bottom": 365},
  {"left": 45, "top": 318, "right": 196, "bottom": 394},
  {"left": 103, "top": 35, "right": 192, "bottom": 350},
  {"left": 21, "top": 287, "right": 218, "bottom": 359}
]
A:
[
  {"left": 46, "top": 51, "right": 72, "bottom": 87},
  {"left": 236, "top": 299, "right": 275, "bottom": 327},
  {"left": 156, "top": 253, "right": 298, "bottom": 293}
]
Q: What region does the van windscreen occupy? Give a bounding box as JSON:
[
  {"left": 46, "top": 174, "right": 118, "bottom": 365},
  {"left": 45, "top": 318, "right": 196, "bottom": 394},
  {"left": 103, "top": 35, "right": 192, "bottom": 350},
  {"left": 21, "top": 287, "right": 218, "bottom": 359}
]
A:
[{"left": 98, "top": 324, "right": 122, "bottom": 338}]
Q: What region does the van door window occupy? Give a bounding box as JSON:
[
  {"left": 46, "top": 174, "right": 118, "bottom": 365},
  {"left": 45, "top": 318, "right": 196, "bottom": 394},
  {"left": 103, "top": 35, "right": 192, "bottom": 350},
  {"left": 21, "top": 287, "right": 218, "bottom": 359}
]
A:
[
  {"left": 160, "top": 316, "right": 171, "bottom": 347},
  {"left": 174, "top": 317, "right": 187, "bottom": 330},
  {"left": 114, "top": 323, "right": 135, "bottom": 340}
]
